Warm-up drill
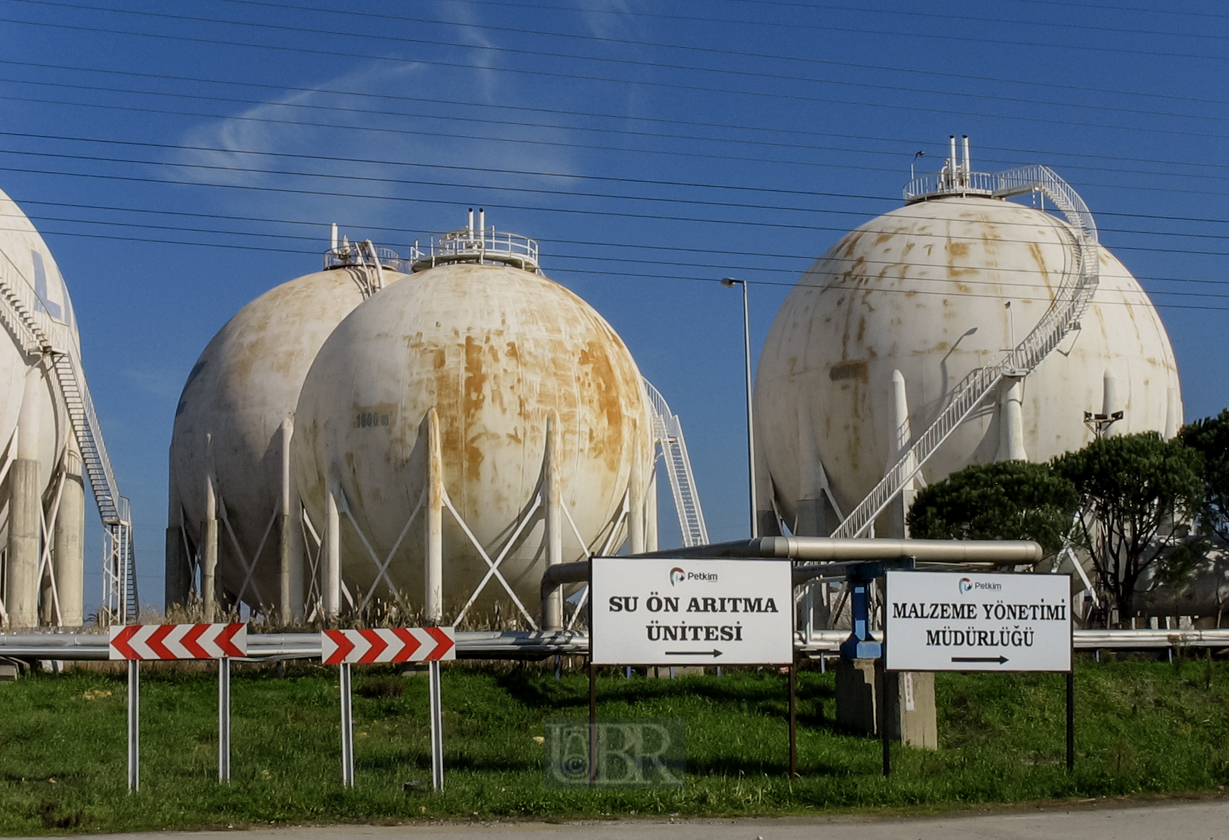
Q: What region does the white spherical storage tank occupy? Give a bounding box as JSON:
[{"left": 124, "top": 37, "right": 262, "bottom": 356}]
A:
[
  {"left": 754, "top": 153, "right": 1182, "bottom": 539},
  {"left": 167, "top": 243, "right": 410, "bottom": 617},
  {"left": 0, "top": 185, "right": 85, "bottom": 628},
  {"left": 292, "top": 230, "right": 654, "bottom": 625}
]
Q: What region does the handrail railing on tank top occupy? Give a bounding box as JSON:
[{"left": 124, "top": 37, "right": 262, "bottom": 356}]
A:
[
  {"left": 409, "top": 227, "right": 540, "bottom": 274},
  {"left": 0, "top": 245, "right": 137, "bottom": 622},
  {"left": 830, "top": 166, "right": 1100, "bottom": 539}
]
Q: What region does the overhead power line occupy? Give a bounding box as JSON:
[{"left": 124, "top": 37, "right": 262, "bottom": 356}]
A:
[{"left": 5, "top": 14, "right": 1229, "bottom": 143}]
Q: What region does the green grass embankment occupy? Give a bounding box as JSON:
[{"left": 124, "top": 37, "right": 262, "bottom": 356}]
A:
[{"left": 2, "top": 657, "right": 1228, "bottom": 834}]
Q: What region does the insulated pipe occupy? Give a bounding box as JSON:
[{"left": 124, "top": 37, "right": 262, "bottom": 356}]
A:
[
  {"left": 324, "top": 478, "right": 341, "bottom": 618},
  {"left": 962, "top": 135, "right": 971, "bottom": 179},
  {"left": 6, "top": 368, "right": 44, "bottom": 628},
  {"left": 52, "top": 443, "right": 85, "bottom": 626},
  {"left": 635, "top": 536, "right": 1044, "bottom": 564},
  {"left": 646, "top": 468, "right": 659, "bottom": 553},
  {"left": 541, "top": 411, "right": 564, "bottom": 631},
  {"left": 999, "top": 379, "right": 1027, "bottom": 461},
  {"left": 1165, "top": 387, "right": 1182, "bottom": 440},
  {"left": 165, "top": 472, "right": 189, "bottom": 610},
  {"left": 886, "top": 370, "right": 914, "bottom": 539},
  {"left": 425, "top": 408, "right": 443, "bottom": 624},
  {"left": 1102, "top": 368, "right": 1118, "bottom": 436},
  {"left": 628, "top": 454, "right": 645, "bottom": 555},
  {"left": 203, "top": 462, "right": 218, "bottom": 618},
  {"left": 279, "top": 418, "right": 305, "bottom": 621}
]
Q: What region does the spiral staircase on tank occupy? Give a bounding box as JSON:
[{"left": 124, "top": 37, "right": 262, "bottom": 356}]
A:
[
  {"left": 830, "top": 164, "right": 1100, "bottom": 539},
  {"left": 0, "top": 250, "right": 137, "bottom": 623}
]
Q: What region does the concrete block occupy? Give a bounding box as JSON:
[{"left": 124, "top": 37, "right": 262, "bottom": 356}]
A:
[
  {"left": 835, "top": 657, "right": 878, "bottom": 734},
  {"left": 834, "top": 657, "right": 937, "bottom": 748}
]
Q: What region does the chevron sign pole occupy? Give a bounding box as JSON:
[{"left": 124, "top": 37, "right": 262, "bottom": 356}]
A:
[
  {"left": 323, "top": 627, "right": 456, "bottom": 789},
  {"left": 108, "top": 623, "right": 248, "bottom": 791}
]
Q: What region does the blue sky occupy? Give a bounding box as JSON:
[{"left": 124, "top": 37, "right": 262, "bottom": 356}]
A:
[{"left": 2, "top": 0, "right": 1227, "bottom": 614}]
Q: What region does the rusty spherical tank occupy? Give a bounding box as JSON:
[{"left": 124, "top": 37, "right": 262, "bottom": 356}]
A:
[
  {"left": 169, "top": 265, "right": 409, "bottom": 607},
  {"left": 291, "top": 260, "right": 653, "bottom": 614},
  {"left": 755, "top": 194, "right": 1182, "bottom": 531},
  {"left": 0, "top": 186, "right": 77, "bottom": 483}
]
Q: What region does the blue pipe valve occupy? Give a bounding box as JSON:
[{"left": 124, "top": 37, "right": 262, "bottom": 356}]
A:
[{"left": 836, "top": 558, "right": 916, "bottom": 661}]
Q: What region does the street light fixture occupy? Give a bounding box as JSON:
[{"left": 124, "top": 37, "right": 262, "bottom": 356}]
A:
[{"left": 721, "top": 277, "right": 758, "bottom": 538}]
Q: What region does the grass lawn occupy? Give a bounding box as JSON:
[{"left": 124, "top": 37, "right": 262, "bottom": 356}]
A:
[{"left": 2, "top": 655, "right": 1229, "bottom": 834}]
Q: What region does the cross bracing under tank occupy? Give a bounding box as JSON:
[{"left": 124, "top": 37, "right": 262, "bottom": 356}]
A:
[
  {"left": 0, "top": 246, "right": 136, "bottom": 624},
  {"left": 831, "top": 161, "right": 1100, "bottom": 540}
]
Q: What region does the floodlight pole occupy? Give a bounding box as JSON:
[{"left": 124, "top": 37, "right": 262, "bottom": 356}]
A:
[{"left": 721, "top": 277, "right": 758, "bottom": 538}]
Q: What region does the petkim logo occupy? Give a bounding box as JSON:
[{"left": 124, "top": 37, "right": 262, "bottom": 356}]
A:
[
  {"left": 959, "top": 577, "right": 973, "bottom": 594},
  {"left": 668, "top": 567, "right": 718, "bottom": 586}
]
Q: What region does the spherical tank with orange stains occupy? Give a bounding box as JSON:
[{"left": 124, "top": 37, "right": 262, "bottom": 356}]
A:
[
  {"left": 167, "top": 258, "right": 410, "bottom": 610},
  {"left": 291, "top": 258, "right": 654, "bottom": 616},
  {"left": 754, "top": 190, "right": 1182, "bottom": 537}
]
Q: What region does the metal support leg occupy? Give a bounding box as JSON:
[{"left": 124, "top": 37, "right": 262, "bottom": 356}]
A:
[
  {"left": 340, "top": 663, "right": 354, "bottom": 787},
  {"left": 588, "top": 661, "right": 597, "bottom": 788},
  {"left": 127, "top": 660, "right": 139, "bottom": 792},
  {"left": 1066, "top": 670, "right": 1075, "bottom": 771},
  {"left": 788, "top": 660, "right": 797, "bottom": 779},
  {"left": 429, "top": 660, "right": 444, "bottom": 791},
  {"left": 219, "top": 657, "right": 231, "bottom": 782}
]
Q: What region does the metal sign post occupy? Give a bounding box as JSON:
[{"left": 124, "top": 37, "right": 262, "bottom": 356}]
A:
[
  {"left": 428, "top": 660, "right": 444, "bottom": 791},
  {"left": 788, "top": 657, "right": 797, "bottom": 779},
  {"left": 340, "top": 663, "right": 355, "bottom": 788},
  {"left": 109, "top": 623, "right": 247, "bottom": 792},
  {"left": 219, "top": 657, "right": 231, "bottom": 782},
  {"left": 321, "top": 627, "right": 456, "bottom": 790},
  {"left": 127, "top": 659, "right": 139, "bottom": 792}
]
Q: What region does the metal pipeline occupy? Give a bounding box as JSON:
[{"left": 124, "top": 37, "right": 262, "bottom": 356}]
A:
[
  {"left": 0, "top": 630, "right": 590, "bottom": 661},
  {"left": 633, "top": 536, "right": 1043, "bottom": 565},
  {"left": 2, "top": 627, "right": 1228, "bottom": 660}
]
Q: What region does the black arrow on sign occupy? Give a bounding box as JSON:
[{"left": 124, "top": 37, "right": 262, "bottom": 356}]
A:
[
  {"left": 664, "top": 649, "right": 723, "bottom": 657},
  {"left": 951, "top": 655, "right": 1009, "bottom": 664}
]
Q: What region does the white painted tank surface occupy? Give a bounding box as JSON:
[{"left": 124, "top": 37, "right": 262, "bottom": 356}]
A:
[
  {"left": 0, "top": 187, "right": 78, "bottom": 474},
  {"left": 0, "top": 186, "right": 81, "bottom": 627},
  {"left": 168, "top": 259, "right": 410, "bottom": 609},
  {"left": 755, "top": 193, "right": 1182, "bottom": 535},
  {"left": 292, "top": 258, "right": 654, "bottom": 615}
]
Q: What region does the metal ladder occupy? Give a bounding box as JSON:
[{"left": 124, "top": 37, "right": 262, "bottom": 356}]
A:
[
  {"left": 831, "top": 165, "right": 1100, "bottom": 539},
  {"left": 0, "top": 250, "right": 137, "bottom": 623},
  {"left": 644, "top": 378, "right": 709, "bottom": 547}
]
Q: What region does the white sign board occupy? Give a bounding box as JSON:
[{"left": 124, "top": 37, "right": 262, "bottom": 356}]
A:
[
  {"left": 885, "top": 571, "right": 1072, "bottom": 673},
  {"left": 591, "top": 557, "right": 794, "bottom": 666}
]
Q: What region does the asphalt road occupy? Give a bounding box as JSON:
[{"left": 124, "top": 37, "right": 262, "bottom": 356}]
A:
[{"left": 58, "top": 798, "right": 1229, "bottom": 840}]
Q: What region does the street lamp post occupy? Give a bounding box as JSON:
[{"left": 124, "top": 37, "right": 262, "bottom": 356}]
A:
[{"left": 721, "top": 277, "right": 758, "bottom": 538}]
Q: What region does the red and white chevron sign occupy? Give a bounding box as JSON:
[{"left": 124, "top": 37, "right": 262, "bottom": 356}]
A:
[
  {"left": 108, "top": 624, "right": 247, "bottom": 660},
  {"left": 321, "top": 627, "right": 456, "bottom": 665}
]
